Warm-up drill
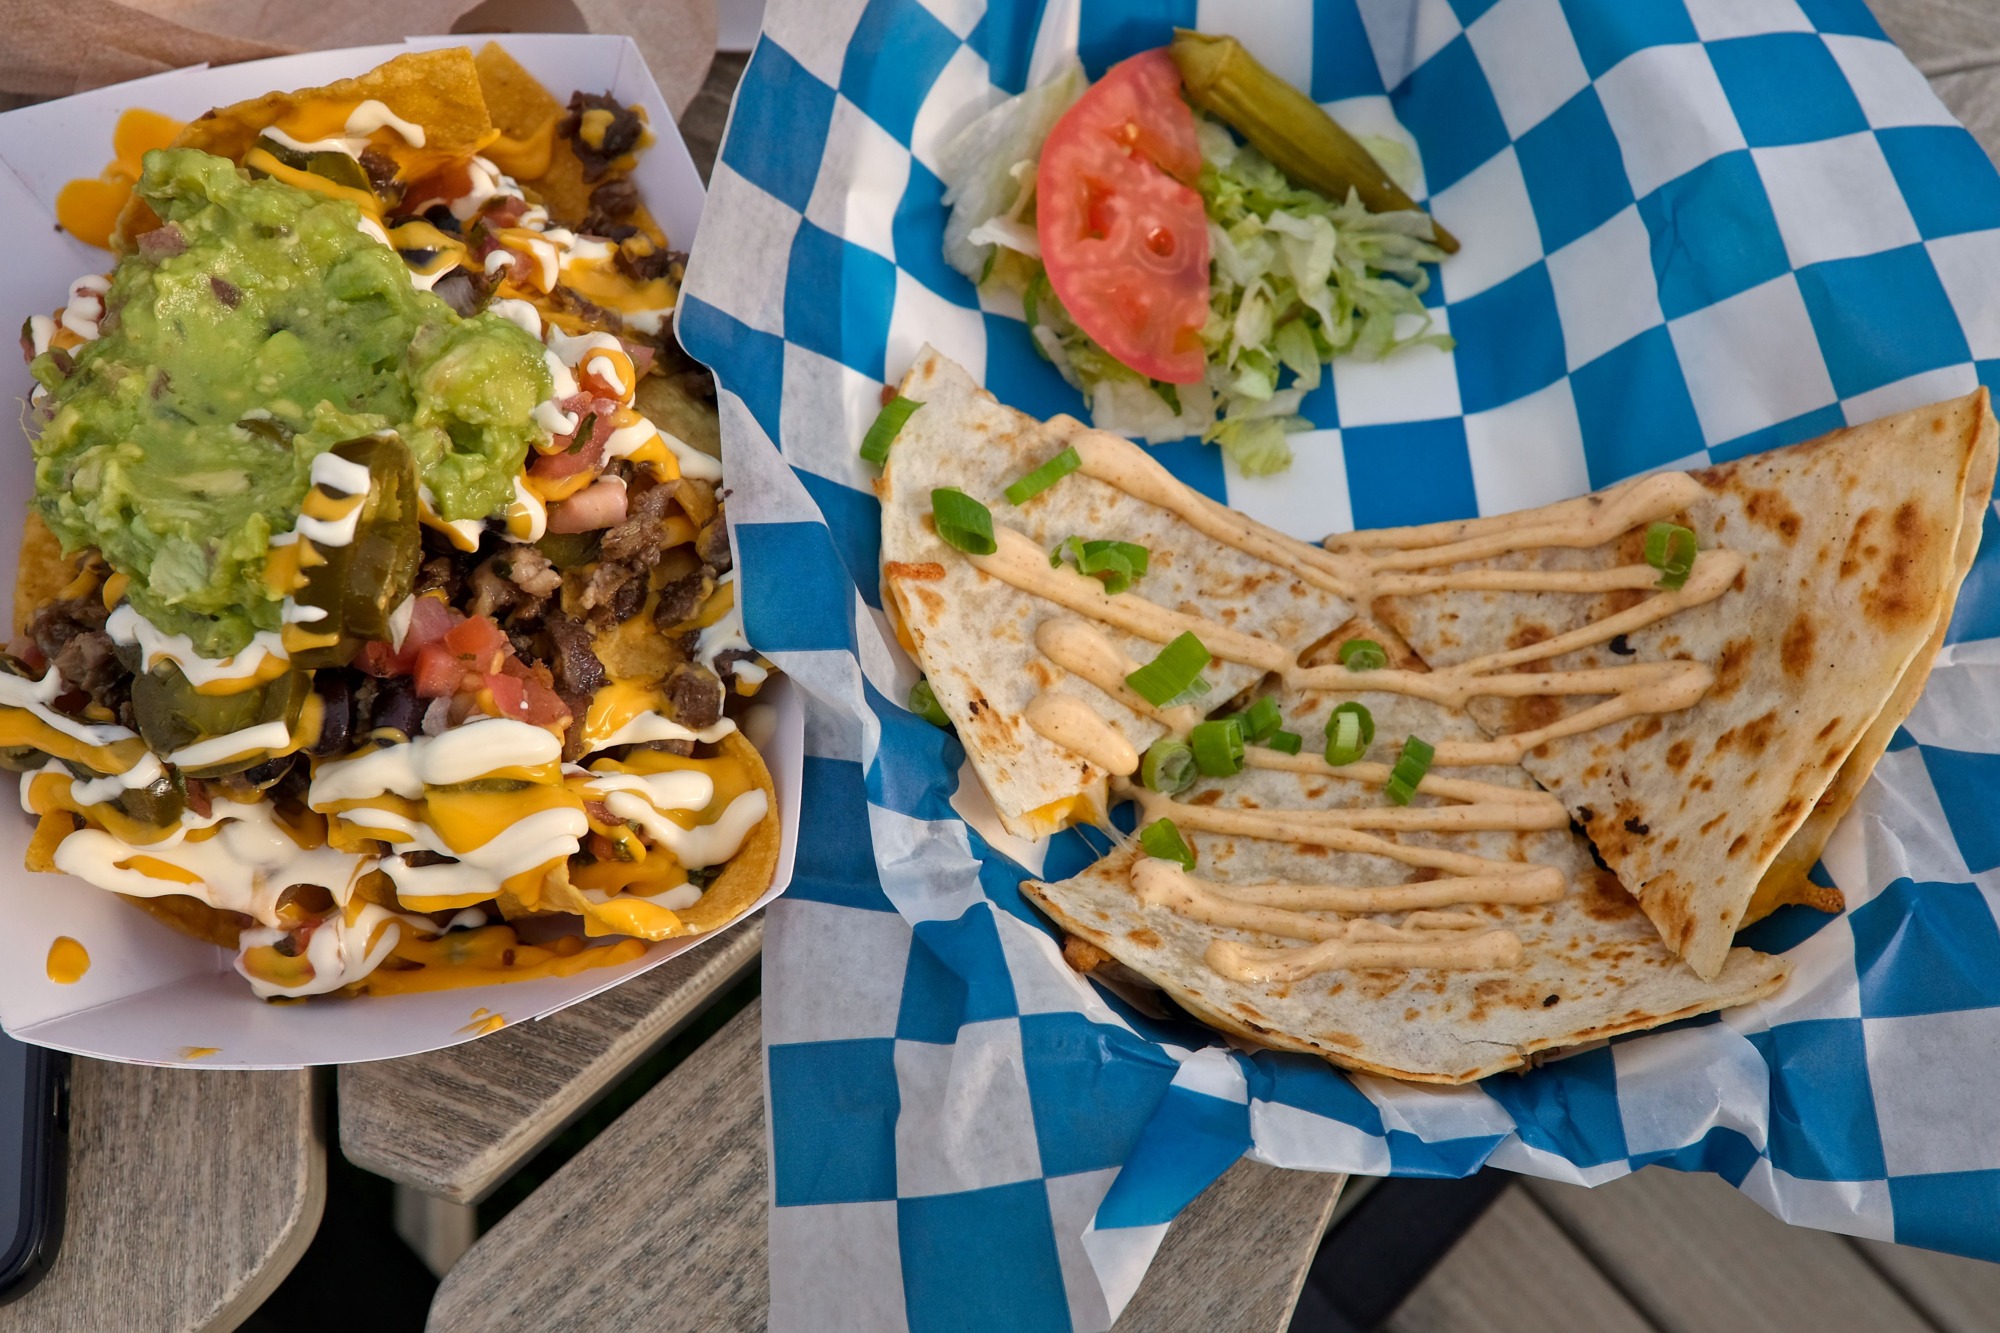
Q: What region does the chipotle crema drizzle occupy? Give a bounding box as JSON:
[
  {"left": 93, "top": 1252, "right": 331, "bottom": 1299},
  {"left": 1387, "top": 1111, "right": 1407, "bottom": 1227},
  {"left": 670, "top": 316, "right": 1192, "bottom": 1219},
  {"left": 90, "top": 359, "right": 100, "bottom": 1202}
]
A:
[{"left": 960, "top": 422, "right": 1736, "bottom": 982}]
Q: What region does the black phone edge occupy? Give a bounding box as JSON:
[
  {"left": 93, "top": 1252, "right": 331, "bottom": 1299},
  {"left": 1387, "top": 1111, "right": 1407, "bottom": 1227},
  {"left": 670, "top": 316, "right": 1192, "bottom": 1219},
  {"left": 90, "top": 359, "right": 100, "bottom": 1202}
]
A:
[{"left": 0, "top": 1045, "right": 68, "bottom": 1306}]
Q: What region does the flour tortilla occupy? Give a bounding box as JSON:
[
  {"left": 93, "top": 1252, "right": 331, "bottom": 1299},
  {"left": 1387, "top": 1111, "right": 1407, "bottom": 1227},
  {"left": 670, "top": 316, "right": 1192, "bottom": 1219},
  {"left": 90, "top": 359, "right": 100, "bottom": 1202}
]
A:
[
  {"left": 880, "top": 347, "right": 1352, "bottom": 838},
  {"left": 1022, "top": 679, "right": 1789, "bottom": 1084},
  {"left": 1372, "top": 394, "right": 1996, "bottom": 978},
  {"left": 1746, "top": 399, "right": 1998, "bottom": 923}
]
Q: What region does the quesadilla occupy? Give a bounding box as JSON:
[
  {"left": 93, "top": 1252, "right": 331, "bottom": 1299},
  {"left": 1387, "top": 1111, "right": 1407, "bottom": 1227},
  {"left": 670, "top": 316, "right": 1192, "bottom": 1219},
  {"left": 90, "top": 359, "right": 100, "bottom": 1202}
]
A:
[
  {"left": 880, "top": 351, "right": 1350, "bottom": 837},
  {"left": 1023, "top": 662, "right": 1788, "bottom": 1083},
  {"left": 1368, "top": 394, "right": 1997, "bottom": 977},
  {"left": 876, "top": 346, "right": 1992, "bottom": 1074}
]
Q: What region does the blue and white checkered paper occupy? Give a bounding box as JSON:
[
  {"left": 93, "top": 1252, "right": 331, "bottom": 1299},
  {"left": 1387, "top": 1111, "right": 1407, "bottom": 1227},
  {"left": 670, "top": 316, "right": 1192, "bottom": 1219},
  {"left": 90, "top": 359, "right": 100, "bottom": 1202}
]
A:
[{"left": 678, "top": 1, "right": 2000, "bottom": 1327}]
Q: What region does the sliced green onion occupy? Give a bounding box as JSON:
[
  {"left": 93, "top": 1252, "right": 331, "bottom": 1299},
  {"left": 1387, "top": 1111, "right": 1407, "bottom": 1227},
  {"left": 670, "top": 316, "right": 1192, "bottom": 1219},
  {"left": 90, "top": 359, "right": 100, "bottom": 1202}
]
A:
[
  {"left": 1337, "top": 638, "right": 1388, "bottom": 672},
  {"left": 1140, "top": 738, "right": 1197, "bottom": 795},
  {"left": 931, "top": 488, "right": 996, "bottom": 555},
  {"left": 908, "top": 679, "right": 949, "bottom": 727},
  {"left": 1384, "top": 735, "right": 1436, "bottom": 806},
  {"left": 1644, "top": 522, "right": 1698, "bottom": 591},
  {"left": 1324, "top": 702, "right": 1374, "bottom": 766},
  {"left": 1050, "top": 536, "right": 1151, "bottom": 594},
  {"left": 1004, "top": 446, "right": 1082, "bottom": 504},
  {"left": 859, "top": 394, "right": 922, "bottom": 466},
  {"left": 1190, "top": 718, "right": 1245, "bottom": 776},
  {"left": 1139, "top": 816, "right": 1196, "bottom": 870},
  {"left": 1268, "top": 729, "right": 1303, "bottom": 755},
  {"left": 1126, "top": 632, "right": 1210, "bottom": 707},
  {"left": 1230, "top": 696, "right": 1282, "bottom": 743}
]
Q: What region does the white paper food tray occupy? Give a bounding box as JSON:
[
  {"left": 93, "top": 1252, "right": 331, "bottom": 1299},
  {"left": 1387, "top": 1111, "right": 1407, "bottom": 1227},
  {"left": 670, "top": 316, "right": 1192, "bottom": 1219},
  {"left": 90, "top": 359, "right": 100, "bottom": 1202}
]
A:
[{"left": 0, "top": 35, "right": 800, "bottom": 1069}]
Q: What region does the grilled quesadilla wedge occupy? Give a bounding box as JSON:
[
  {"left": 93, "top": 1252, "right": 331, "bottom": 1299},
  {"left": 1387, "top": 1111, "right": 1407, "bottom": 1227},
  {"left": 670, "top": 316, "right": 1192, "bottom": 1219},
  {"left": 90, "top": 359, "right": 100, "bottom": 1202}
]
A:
[
  {"left": 1369, "top": 393, "right": 1996, "bottom": 978},
  {"left": 880, "top": 349, "right": 1350, "bottom": 838},
  {"left": 1745, "top": 398, "right": 1998, "bottom": 923},
  {"left": 1022, "top": 661, "right": 1789, "bottom": 1083}
]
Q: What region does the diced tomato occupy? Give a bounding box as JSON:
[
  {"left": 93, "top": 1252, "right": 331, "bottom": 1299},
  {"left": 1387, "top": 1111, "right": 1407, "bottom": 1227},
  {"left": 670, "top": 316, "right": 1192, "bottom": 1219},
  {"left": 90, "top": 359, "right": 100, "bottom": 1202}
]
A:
[
  {"left": 414, "top": 642, "right": 466, "bottom": 698},
  {"left": 485, "top": 195, "right": 528, "bottom": 229},
  {"left": 485, "top": 673, "right": 528, "bottom": 719},
  {"left": 519, "top": 677, "right": 570, "bottom": 726},
  {"left": 442, "top": 615, "right": 508, "bottom": 668},
  {"left": 1037, "top": 49, "right": 1211, "bottom": 384},
  {"left": 354, "top": 639, "right": 409, "bottom": 677},
  {"left": 483, "top": 671, "right": 570, "bottom": 727},
  {"left": 531, "top": 433, "right": 604, "bottom": 479}
]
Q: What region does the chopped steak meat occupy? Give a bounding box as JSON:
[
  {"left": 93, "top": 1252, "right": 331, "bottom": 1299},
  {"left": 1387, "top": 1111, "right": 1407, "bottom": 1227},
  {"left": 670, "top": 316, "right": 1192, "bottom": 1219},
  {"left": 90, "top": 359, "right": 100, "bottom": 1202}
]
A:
[
  {"left": 559, "top": 92, "right": 644, "bottom": 182},
  {"left": 664, "top": 662, "right": 723, "bottom": 731},
  {"left": 466, "top": 546, "right": 563, "bottom": 626},
  {"left": 358, "top": 146, "right": 402, "bottom": 198},
  {"left": 598, "top": 479, "right": 674, "bottom": 565},
  {"left": 29, "top": 594, "right": 130, "bottom": 716},
  {"left": 504, "top": 545, "right": 562, "bottom": 598},
  {"left": 654, "top": 569, "right": 714, "bottom": 629},
  {"left": 695, "top": 507, "right": 732, "bottom": 574},
  {"left": 582, "top": 178, "right": 641, "bottom": 238},
  {"left": 710, "top": 647, "right": 760, "bottom": 690},
  {"left": 414, "top": 554, "right": 459, "bottom": 601},
  {"left": 544, "top": 614, "right": 606, "bottom": 700},
  {"left": 614, "top": 238, "right": 683, "bottom": 284}
]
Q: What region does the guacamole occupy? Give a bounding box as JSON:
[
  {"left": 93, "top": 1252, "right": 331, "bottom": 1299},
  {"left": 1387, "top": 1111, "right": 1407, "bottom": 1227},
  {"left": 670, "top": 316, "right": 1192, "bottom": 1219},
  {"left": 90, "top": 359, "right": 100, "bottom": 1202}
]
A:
[{"left": 29, "top": 148, "right": 550, "bottom": 656}]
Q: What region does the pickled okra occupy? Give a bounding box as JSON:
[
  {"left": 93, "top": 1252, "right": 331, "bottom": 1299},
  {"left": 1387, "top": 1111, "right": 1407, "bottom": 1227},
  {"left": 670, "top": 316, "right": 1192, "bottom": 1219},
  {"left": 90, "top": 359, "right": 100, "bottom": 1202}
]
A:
[{"left": 1169, "top": 30, "right": 1460, "bottom": 253}]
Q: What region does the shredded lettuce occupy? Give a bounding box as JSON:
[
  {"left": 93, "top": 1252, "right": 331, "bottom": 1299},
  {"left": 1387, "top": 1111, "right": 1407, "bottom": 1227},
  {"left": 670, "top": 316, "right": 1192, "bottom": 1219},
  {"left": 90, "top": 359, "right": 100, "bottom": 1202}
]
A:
[
  {"left": 943, "top": 77, "right": 1452, "bottom": 477},
  {"left": 937, "top": 60, "right": 1086, "bottom": 281}
]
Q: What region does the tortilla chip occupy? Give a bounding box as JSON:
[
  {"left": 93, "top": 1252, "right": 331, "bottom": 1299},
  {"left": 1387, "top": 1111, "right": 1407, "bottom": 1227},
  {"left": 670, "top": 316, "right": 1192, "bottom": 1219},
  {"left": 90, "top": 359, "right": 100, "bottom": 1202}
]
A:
[
  {"left": 525, "top": 136, "right": 595, "bottom": 228},
  {"left": 13, "top": 510, "right": 74, "bottom": 637},
  {"left": 473, "top": 42, "right": 564, "bottom": 140},
  {"left": 111, "top": 47, "right": 497, "bottom": 248},
  {"left": 634, "top": 374, "right": 722, "bottom": 458},
  {"left": 508, "top": 731, "right": 779, "bottom": 939},
  {"left": 673, "top": 731, "right": 782, "bottom": 933},
  {"left": 119, "top": 892, "right": 245, "bottom": 950},
  {"left": 180, "top": 47, "right": 494, "bottom": 162}
]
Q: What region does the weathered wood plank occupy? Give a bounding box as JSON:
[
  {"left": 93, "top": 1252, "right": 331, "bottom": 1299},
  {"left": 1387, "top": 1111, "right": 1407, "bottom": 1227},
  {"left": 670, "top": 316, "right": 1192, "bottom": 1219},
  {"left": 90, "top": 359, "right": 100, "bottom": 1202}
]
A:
[
  {"left": 1852, "top": 1236, "right": 2000, "bottom": 1333},
  {"left": 1385, "top": 1185, "right": 1651, "bottom": 1333},
  {"left": 427, "top": 997, "right": 771, "bottom": 1333},
  {"left": 1874, "top": 0, "right": 2000, "bottom": 161},
  {"left": 432, "top": 997, "right": 1336, "bottom": 1332},
  {"left": 0, "top": 1062, "right": 321, "bottom": 1333},
  {"left": 1525, "top": 1168, "right": 1931, "bottom": 1333},
  {"left": 1115, "top": 1161, "right": 1342, "bottom": 1333},
  {"left": 339, "top": 912, "right": 762, "bottom": 1203},
  {"left": 1872, "top": 0, "right": 2000, "bottom": 74}
]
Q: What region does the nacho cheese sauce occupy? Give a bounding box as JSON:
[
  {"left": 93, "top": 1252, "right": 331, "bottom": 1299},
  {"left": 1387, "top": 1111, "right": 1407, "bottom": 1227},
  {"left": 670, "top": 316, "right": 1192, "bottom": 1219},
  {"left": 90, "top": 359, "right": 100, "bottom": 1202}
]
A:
[
  {"left": 934, "top": 421, "right": 1742, "bottom": 982},
  {"left": 11, "top": 83, "right": 775, "bottom": 1000},
  {"left": 14, "top": 706, "right": 764, "bottom": 997}
]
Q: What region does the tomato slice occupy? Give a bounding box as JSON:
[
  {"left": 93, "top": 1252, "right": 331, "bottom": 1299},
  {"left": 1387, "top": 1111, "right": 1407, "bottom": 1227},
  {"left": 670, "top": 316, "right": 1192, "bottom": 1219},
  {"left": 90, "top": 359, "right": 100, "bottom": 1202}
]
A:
[{"left": 1036, "top": 49, "right": 1211, "bottom": 385}]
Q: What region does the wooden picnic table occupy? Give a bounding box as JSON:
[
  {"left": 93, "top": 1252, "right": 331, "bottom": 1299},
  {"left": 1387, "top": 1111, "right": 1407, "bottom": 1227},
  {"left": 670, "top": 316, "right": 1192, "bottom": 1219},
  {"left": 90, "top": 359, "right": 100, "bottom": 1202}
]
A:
[{"left": 7, "top": 4, "right": 2000, "bottom": 1329}]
